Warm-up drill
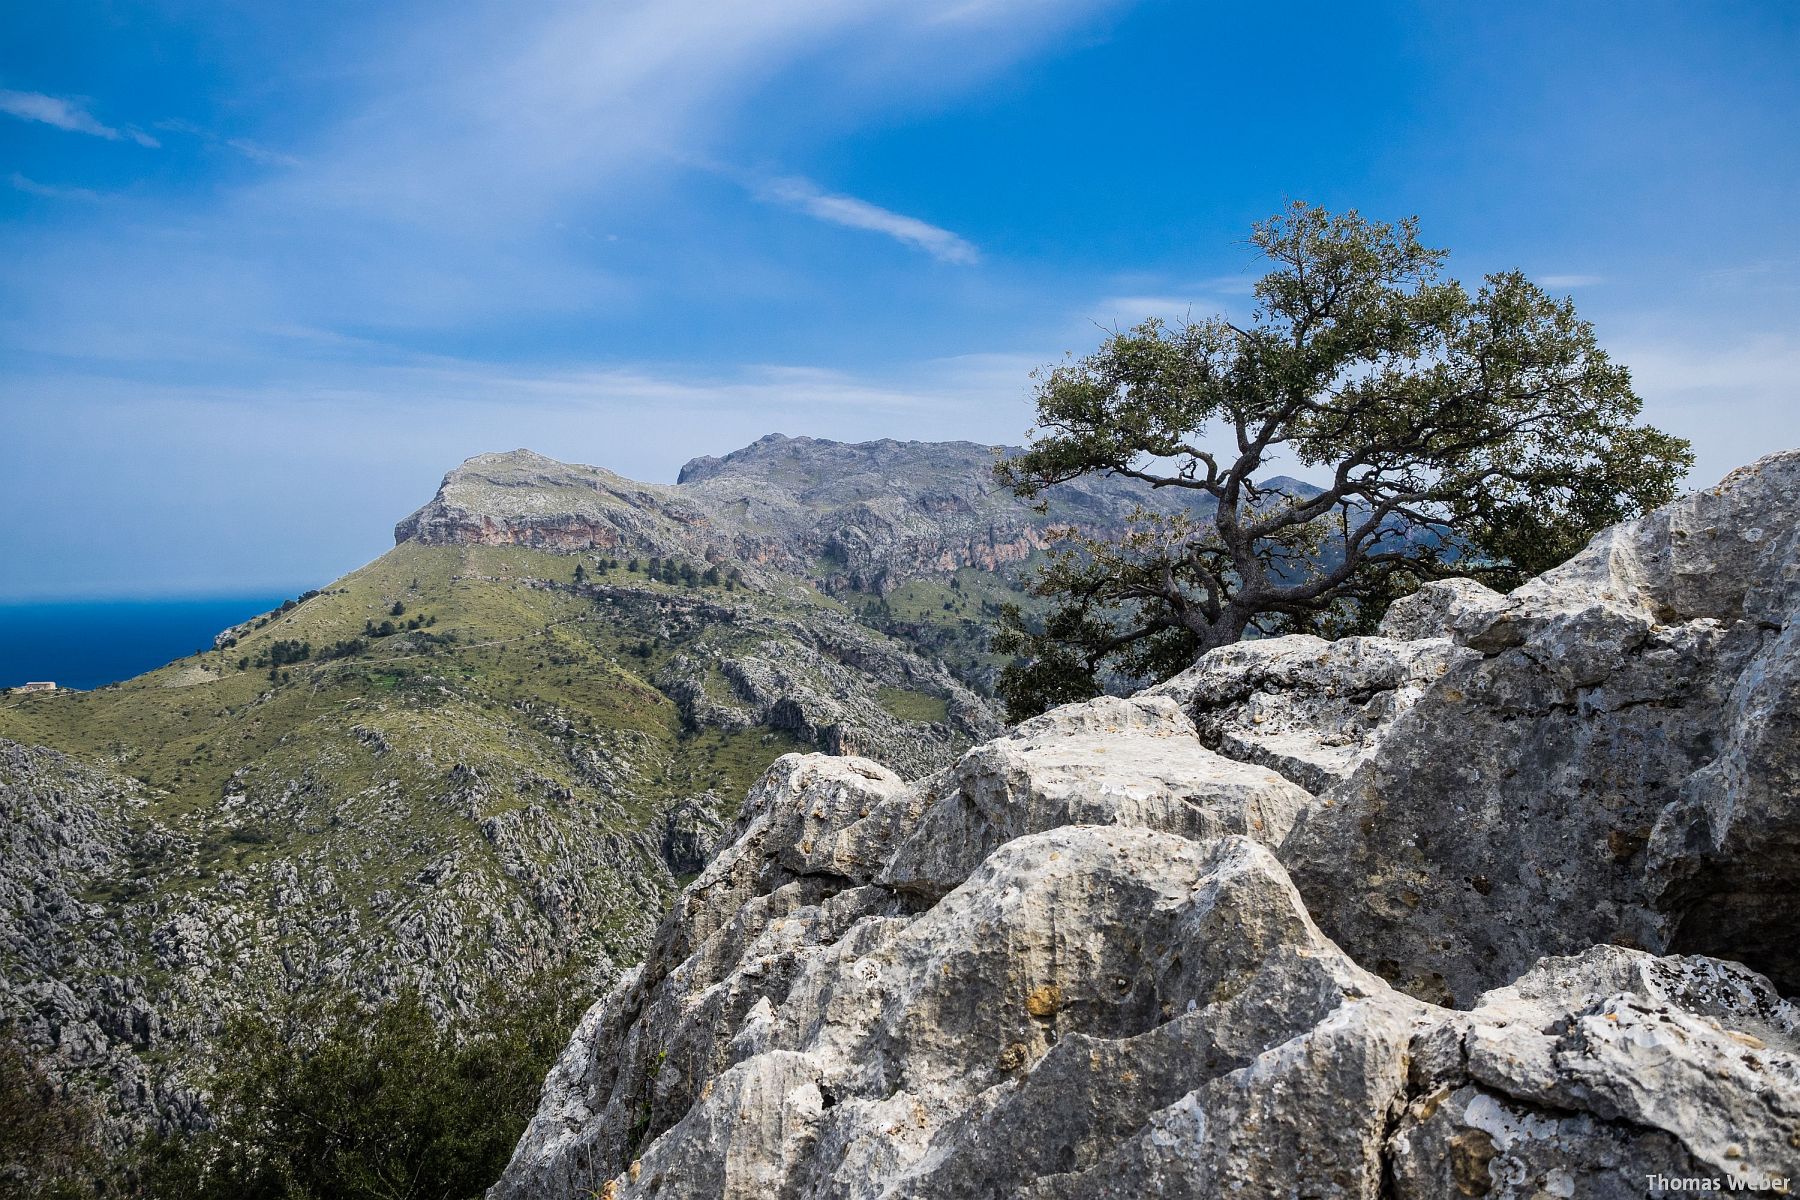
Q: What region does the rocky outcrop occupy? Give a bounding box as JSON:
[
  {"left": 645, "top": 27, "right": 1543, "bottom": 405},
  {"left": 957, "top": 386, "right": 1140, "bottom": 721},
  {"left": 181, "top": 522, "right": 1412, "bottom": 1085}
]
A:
[
  {"left": 877, "top": 696, "right": 1309, "bottom": 900},
  {"left": 1391, "top": 946, "right": 1800, "bottom": 1198},
  {"left": 0, "top": 741, "right": 202, "bottom": 1150},
  {"left": 492, "top": 699, "right": 1800, "bottom": 1198},
  {"left": 1283, "top": 449, "right": 1800, "bottom": 1004},
  {"left": 644, "top": 598, "right": 1000, "bottom": 780},
  {"left": 395, "top": 450, "right": 716, "bottom": 556},
  {"left": 492, "top": 451, "right": 1800, "bottom": 1200},
  {"left": 491, "top": 709, "right": 1429, "bottom": 1200},
  {"left": 1147, "top": 631, "right": 1479, "bottom": 793}
]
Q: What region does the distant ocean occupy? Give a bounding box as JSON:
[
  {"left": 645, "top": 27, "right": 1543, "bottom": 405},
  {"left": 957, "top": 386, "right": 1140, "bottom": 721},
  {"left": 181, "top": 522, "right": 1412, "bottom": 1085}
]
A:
[{"left": 0, "top": 595, "right": 292, "bottom": 692}]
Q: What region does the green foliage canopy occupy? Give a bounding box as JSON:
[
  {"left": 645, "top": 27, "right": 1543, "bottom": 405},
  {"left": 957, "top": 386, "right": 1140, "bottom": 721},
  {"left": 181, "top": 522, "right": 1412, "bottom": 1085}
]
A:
[
  {"left": 141, "top": 970, "right": 579, "bottom": 1200},
  {"left": 994, "top": 203, "right": 1692, "bottom": 718}
]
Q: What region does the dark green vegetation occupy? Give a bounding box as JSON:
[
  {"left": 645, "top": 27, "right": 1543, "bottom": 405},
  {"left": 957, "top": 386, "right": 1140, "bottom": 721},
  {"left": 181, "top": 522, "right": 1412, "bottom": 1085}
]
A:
[
  {"left": 0, "top": 1032, "right": 104, "bottom": 1200},
  {"left": 995, "top": 202, "right": 1692, "bottom": 717},
  {"left": 140, "top": 974, "right": 576, "bottom": 1200},
  {"left": 855, "top": 566, "right": 1044, "bottom": 693}
]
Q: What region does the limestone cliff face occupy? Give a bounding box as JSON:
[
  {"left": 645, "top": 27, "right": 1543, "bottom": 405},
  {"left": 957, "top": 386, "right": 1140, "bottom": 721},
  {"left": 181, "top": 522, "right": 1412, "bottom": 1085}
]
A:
[
  {"left": 492, "top": 451, "right": 1800, "bottom": 1200},
  {"left": 397, "top": 435, "right": 1237, "bottom": 595},
  {"left": 394, "top": 450, "right": 716, "bottom": 556}
]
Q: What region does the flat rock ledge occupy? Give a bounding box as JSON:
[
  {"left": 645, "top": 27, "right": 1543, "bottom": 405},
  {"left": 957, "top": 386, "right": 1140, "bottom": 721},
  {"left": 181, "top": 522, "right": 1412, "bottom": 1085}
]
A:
[{"left": 491, "top": 452, "right": 1800, "bottom": 1200}]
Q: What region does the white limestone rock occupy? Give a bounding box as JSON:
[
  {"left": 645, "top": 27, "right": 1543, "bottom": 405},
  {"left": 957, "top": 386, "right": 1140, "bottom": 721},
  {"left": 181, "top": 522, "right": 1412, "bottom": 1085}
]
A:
[
  {"left": 1389, "top": 946, "right": 1800, "bottom": 1198},
  {"left": 491, "top": 451, "right": 1800, "bottom": 1200},
  {"left": 1283, "top": 450, "right": 1800, "bottom": 1004},
  {"left": 1377, "top": 576, "right": 1510, "bottom": 641},
  {"left": 1148, "top": 633, "right": 1476, "bottom": 793},
  {"left": 879, "top": 695, "right": 1313, "bottom": 900}
]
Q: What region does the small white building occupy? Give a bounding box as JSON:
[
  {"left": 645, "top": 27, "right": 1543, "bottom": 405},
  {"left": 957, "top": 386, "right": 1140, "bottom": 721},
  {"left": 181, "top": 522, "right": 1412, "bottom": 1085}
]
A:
[{"left": 15, "top": 681, "right": 57, "bottom": 694}]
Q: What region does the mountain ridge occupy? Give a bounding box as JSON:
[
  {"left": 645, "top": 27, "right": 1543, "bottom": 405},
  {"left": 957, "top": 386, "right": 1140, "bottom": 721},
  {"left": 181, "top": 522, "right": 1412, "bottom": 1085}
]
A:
[
  {"left": 0, "top": 432, "right": 1376, "bottom": 1180},
  {"left": 395, "top": 435, "right": 1251, "bottom": 599}
]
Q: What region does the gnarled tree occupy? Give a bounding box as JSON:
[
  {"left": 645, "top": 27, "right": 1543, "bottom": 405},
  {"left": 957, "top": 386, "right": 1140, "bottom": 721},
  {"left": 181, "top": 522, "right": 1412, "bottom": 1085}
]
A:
[{"left": 994, "top": 203, "right": 1691, "bottom": 718}]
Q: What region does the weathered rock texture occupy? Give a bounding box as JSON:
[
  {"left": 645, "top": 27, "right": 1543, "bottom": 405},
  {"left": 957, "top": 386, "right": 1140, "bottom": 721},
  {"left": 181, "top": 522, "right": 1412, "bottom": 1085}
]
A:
[
  {"left": 1283, "top": 448, "right": 1800, "bottom": 1004},
  {"left": 394, "top": 450, "right": 714, "bottom": 554},
  {"left": 492, "top": 451, "right": 1800, "bottom": 1200},
  {"left": 399, "top": 436, "right": 1278, "bottom": 597},
  {"left": 0, "top": 742, "right": 204, "bottom": 1149},
  {"left": 1148, "top": 632, "right": 1479, "bottom": 794}
]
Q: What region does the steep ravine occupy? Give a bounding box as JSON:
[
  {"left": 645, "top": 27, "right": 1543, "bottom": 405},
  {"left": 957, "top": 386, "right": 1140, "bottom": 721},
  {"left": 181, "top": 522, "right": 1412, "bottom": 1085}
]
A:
[{"left": 492, "top": 451, "right": 1800, "bottom": 1200}]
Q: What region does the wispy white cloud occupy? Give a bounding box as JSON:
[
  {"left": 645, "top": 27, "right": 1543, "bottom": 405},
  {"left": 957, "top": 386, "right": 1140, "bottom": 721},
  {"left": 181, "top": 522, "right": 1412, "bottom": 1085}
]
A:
[
  {"left": 1698, "top": 259, "right": 1800, "bottom": 292},
  {"left": 9, "top": 172, "right": 102, "bottom": 202},
  {"left": 153, "top": 117, "right": 300, "bottom": 167},
  {"left": 5, "top": 343, "right": 1041, "bottom": 432},
  {"left": 278, "top": 1, "right": 1102, "bottom": 231},
  {"left": 1616, "top": 332, "right": 1800, "bottom": 397},
  {"left": 225, "top": 138, "right": 302, "bottom": 168},
  {"left": 0, "top": 0, "right": 1116, "bottom": 364},
  {"left": 0, "top": 89, "right": 157, "bottom": 145},
  {"left": 759, "top": 176, "right": 979, "bottom": 264}
]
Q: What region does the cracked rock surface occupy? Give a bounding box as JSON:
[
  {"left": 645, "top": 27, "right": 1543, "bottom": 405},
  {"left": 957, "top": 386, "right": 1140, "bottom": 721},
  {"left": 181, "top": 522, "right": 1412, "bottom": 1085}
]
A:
[
  {"left": 1283, "top": 448, "right": 1800, "bottom": 1004},
  {"left": 493, "top": 451, "right": 1800, "bottom": 1199}
]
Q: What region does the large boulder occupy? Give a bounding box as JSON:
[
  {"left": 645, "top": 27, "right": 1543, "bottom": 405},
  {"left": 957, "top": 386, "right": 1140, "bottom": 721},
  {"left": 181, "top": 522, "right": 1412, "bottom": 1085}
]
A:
[
  {"left": 1376, "top": 577, "right": 1510, "bottom": 641},
  {"left": 1390, "top": 946, "right": 1800, "bottom": 1198},
  {"left": 879, "top": 696, "right": 1312, "bottom": 899},
  {"left": 1148, "top": 634, "right": 1477, "bottom": 794},
  {"left": 1282, "top": 450, "right": 1800, "bottom": 1004}
]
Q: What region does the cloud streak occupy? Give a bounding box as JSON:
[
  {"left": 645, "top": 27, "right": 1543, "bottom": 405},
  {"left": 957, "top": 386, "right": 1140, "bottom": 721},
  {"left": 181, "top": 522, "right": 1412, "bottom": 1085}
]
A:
[
  {"left": 0, "top": 89, "right": 157, "bottom": 145},
  {"left": 760, "top": 176, "right": 979, "bottom": 263},
  {"left": 9, "top": 173, "right": 103, "bottom": 202},
  {"left": 153, "top": 118, "right": 301, "bottom": 167}
]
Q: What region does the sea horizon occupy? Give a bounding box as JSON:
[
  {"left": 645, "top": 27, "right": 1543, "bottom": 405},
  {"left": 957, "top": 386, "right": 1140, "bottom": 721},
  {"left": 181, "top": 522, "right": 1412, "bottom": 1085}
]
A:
[{"left": 0, "top": 593, "right": 299, "bottom": 691}]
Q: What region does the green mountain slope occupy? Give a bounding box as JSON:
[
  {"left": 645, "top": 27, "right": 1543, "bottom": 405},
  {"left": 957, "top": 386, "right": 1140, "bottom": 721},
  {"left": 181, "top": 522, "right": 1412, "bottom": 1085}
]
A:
[
  {"left": 0, "top": 433, "right": 1289, "bottom": 1150},
  {"left": 0, "top": 537, "right": 994, "bottom": 1146}
]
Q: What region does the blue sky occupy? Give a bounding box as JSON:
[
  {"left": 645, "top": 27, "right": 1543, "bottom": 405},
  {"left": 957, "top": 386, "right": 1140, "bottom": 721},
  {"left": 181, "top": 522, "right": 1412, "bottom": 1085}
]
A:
[{"left": 2, "top": 0, "right": 1797, "bottom": 598}]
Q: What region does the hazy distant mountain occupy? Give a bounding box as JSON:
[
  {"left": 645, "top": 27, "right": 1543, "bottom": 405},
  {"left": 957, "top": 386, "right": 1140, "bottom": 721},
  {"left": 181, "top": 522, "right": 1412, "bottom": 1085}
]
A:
[{"left": 399, "top": 434, "right": 1237, "bottom": 595}]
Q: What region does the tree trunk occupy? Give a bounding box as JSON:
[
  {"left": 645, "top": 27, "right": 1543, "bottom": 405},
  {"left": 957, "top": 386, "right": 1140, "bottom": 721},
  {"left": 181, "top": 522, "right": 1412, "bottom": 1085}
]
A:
[{"left": 1190, "top": 607, "right": 1253, "bottom": 658}]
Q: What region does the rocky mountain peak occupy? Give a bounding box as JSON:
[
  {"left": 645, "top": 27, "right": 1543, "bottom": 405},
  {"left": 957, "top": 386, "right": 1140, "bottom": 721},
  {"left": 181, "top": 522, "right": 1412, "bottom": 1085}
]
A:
[
  {"left": 676, "top": 432, "right": 1011, "bottom": 492},
  {"left": 396, "top": 435, "right": 1234, "bottom": 596},
  {"left": 393, "top": 449, "right": 702, "bottom": 554}
]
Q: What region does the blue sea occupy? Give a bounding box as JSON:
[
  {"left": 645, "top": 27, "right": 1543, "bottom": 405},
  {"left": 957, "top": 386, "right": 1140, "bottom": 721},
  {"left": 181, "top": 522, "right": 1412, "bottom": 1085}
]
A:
[{"left": 0, "top": 596, "right": 292, "bottom": 692}]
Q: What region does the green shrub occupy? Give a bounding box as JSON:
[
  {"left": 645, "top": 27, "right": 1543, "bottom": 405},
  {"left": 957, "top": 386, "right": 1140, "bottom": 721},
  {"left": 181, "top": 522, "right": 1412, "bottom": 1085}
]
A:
[
  {"left": 139, "top": 970, "right": 581, "bottom": 1200},
  {"left": 0, "top": 1031, "right": 105, "bottom": 1200}
]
